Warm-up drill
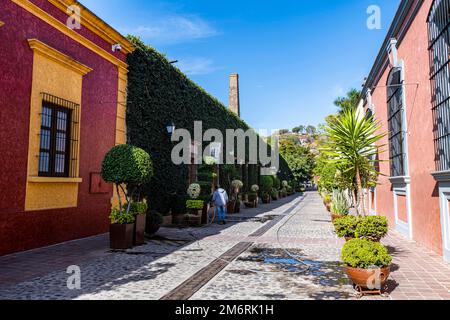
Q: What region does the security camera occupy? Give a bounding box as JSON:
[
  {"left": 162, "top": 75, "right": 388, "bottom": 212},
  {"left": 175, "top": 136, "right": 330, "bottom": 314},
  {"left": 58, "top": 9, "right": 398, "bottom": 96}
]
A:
[{"left": 112, "top": 44, "right": 122, "bottom": 52}]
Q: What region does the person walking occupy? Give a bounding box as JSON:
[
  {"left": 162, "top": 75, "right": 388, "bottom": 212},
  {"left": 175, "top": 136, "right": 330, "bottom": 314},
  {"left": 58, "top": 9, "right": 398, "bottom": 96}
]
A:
[{"left": 212, "top": 186, "right": 228, "bottom": 225}]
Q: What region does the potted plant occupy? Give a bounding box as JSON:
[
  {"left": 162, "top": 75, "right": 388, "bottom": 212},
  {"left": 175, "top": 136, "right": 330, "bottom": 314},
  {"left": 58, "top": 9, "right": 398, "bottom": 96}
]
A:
[
  {"left": 271, "top": 188, "right": 279, "bottom": 201},
  {"left": 146, "top": 210, "right": 163, "bottom": 236},
  {"left": 245, "top": 191, "right": 258, "bottom": 208},
  {"left": 101, "top": 145, "right": 153, "bottom": 250},
  {"left": 228, "top": 180, "right": 243, "bottom": 214},
  {"left": 355, "top": 216, "right": 389, "bottom": 242},
  {"left": 323, "top": 194, "right": 332, "bottom": 212},
  {"left": 333, "top": 215, "right": 361, "bottom": 241},
  {"left": 128, "top": 201, "right": 148, "bottom": 246},
  {"left": 342, "top": 239, "right": 392, "bottom": 292},
  {"left": 260, "top": 176, "right": 273, "bottom": 204},
  {"left": 172, "top": 194, "right": 188, "bottom": 225},
  {"left": 109, "top": 208, "right": 135, "bottom": 250},
  {"left": 331, "top": 189, "right": 349, "bottom": 221},
  {"left": 186, "top": 200, "right": 204, "bottom": 227}
]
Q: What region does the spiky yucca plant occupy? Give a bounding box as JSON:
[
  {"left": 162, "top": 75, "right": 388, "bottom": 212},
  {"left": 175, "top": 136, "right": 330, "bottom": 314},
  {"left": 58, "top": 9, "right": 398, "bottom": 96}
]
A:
[{"left": 331, "top": 189, "right": 350, "bottom": 215}]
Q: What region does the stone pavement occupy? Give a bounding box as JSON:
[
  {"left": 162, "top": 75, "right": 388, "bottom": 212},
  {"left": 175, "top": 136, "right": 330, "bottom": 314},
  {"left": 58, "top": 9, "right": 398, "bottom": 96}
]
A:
[{"left": 0, "top": 192, "right": 449, "bottom": 300}]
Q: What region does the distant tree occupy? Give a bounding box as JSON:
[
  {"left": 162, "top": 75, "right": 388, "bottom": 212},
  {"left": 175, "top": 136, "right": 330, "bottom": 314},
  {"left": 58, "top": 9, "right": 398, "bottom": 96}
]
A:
[
  {"left": 334, "top": 89, "right": 361, "bottom": 115},
  {"left": 278, "top": 129, "right": 290, "bottom": 135},
  {"left": 292, "top": 127, "right": 301, "bottom": 134},
  {"left": 306, "top": 125, "right": 317, "bottom": 135},
  {"left": 293, "top": 125, "right": 306, "bottom": 134}
]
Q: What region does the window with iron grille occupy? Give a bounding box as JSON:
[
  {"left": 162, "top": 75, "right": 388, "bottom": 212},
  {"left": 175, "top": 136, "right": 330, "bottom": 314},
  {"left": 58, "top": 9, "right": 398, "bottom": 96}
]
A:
[
  {"left": 387, "top": 67, "right": 406, "bottom": 177},
  {"left": 38, "top": 93, "right": 80, "bottom": 178},
  {"left": 428, "top": 0, "right": 450, "bottom": 172}
]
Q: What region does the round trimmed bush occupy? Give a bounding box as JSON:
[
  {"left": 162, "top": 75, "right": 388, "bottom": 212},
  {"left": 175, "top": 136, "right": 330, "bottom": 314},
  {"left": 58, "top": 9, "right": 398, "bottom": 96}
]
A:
[
  {"left": 102, "top": 144, "right": 153, "bottom": 185},
  {"left": 355, "top": 216, "right": 389, "bottom": 241},
  {"left": 260, "top": 176, "right": 273, "bottom": 193},
  {"left": 342, "top": 238, "right": 392, "bottom": 269},
  {"left": 333, "top": 215, "right": 361, "bottom": 238}
]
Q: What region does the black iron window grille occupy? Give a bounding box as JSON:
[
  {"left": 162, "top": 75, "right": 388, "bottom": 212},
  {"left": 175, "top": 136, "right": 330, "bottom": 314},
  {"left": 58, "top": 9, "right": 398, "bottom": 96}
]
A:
[
  {"left": 387, "top": 67, "right": 406, "bottom": 177},
  {"left": 38, "top": 93, "right": 80, "bottom": 178},
  {"left": 428, "top": 0, "right": 450, "bottom": 172}
]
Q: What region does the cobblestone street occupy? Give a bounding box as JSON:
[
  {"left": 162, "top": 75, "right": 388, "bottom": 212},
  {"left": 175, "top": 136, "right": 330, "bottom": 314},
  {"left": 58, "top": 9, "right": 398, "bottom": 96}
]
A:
[{"left": 1, "top": 192, "right": 449, "bottom": 300}]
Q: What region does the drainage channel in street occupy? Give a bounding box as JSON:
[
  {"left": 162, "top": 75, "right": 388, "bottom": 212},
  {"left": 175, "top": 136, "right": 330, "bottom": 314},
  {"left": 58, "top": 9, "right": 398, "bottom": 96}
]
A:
[{"left": 160, "top": 195, "right": 307, "bottom": 300}]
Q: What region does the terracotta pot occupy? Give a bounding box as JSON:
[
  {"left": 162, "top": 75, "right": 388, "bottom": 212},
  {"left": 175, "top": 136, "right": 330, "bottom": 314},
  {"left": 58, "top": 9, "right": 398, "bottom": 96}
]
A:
[
  {"left": 172, "top": 214, "right": 187, "bottom": 225},
  {"left": 331, "top": 213, "right": 343, "bottom": 222},
  {"left": 146, "top": 224, "right": 161, "bottom": 236},
  {"left": 345, "top": 237, "right": 354, "bottom": 242},
  {"left": 262, "top": 196, "right": 271, "bottom": 204},
  {"left": 227, "top": 201, "right": 236, "bottom": 214},
  {"left": 162, "top": 215, "right": 173, "bottom": 226},
  {"left": 345, "top": 266, "right": 391, "bottom": 290},
  {"left": 110, "top": 223, "right": 134, "bottom": 250},
  {"left": 134, "top": 213, "right": 147, "bottom": 246}
]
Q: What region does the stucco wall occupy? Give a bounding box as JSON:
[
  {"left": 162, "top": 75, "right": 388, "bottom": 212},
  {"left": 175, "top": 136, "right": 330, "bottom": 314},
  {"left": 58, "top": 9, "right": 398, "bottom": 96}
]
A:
[
  {"left": 370, "top": 0, "right": 443, "bottom": 255},
  {"left": 0, "top": 0, "right": 124, "bottom": 255}
]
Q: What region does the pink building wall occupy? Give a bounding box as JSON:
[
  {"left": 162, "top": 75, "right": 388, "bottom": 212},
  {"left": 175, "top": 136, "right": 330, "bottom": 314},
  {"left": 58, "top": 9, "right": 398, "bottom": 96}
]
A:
[{"left": 367, "top": 0, "right": 443, "bottom": 255}]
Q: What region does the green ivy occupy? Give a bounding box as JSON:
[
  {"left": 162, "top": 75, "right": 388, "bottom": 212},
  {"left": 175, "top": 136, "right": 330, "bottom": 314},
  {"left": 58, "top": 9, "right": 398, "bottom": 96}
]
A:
[{"left": 126, "top": 36, "right": 292, "bottom": 212}]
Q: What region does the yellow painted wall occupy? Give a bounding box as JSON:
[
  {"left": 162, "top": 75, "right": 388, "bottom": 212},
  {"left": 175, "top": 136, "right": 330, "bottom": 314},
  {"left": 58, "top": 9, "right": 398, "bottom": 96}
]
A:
[
  {"left": 25, "top": 39, "right": 90, "bottom": 211},
  {"left": 111, "top": 69, "right": 128, "bottom": 208}
]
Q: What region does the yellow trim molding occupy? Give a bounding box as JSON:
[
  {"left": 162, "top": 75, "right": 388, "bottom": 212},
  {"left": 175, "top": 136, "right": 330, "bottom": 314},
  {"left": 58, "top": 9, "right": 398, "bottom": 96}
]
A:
[
  {"left": 29, "top": 177, "right": 83, "bottom": 184},
  {"left": 25, "top": 39, "right": 85, "bottom": 211},
  {"left": 0, "top": 21, "right": 4, "bottom": 28},
  {"left": 11, "top": 0, "right": 128, "bottom": 72},
  {"left": 28, "top": 39, "right": 92, "bottom": 75},
  {"left": 48, "top": 0, "right": 134, "bottom": 54}
]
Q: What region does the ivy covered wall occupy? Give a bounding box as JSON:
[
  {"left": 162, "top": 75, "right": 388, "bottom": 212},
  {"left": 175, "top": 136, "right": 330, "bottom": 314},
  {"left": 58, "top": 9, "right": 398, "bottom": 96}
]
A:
[{"left": 126, "top": 37, "right": 292, "bottom": 213}]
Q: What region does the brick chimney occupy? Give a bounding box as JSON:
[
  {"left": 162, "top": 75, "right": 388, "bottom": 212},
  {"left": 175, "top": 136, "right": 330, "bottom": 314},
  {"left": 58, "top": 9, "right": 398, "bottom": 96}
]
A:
[{"left": 229, "top": 73, "right": 240, "bottom": 117}]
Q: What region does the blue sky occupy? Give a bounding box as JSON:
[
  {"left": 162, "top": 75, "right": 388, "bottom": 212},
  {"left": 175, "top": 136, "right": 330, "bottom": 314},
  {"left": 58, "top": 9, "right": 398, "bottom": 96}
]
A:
[{"left": 82, "top": 0, "right": 400, "bottom": 130}]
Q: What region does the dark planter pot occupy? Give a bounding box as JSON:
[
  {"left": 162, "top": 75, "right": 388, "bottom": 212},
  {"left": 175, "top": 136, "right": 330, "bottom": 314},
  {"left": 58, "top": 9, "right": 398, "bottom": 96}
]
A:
[
  {"left": 345, "top": 266, "right": 391, "bottom": 290},
  {"left": 110, "top": 223, "right": 134, "bottom": 250},
  {"left": 187, "top": 210, "right": 202, "bottom": 227},
  {"left": 227, "top": 201, "right": 236, "bottom": 214},
  {"left": 271, "top": 195, "right": 278, "bottom": 201},
  {"left": 162, "top": 215, "right": 173, "bottom": 226},
  {"left": 244, "top": 200, "right": 257, "bottom": 208},
  {"left": 134, "top": 213, "right": 147, "bottom": 246},
  {"left": 234, "top": 202, "right": 241, "bottom": 213},
  {"left": 201, "top": 203, "right": 210, "bottom": 224},
  {"left": 146, "top": 224, "right": 161, "bottom": 236},
  {"left": 172, "top": 214, "right": 187, "bottom": 225},
  {"left": 262, "top": 196, "right": 271, "bottom": 204}
]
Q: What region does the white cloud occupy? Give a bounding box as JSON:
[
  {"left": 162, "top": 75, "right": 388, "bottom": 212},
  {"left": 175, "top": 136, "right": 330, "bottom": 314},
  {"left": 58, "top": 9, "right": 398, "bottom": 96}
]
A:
[
  {"left": 128, "top": 15, "right": 219, "bottom": 45},
  {"left": 177, "top": 57, "right": 218, "bottom": 75}
]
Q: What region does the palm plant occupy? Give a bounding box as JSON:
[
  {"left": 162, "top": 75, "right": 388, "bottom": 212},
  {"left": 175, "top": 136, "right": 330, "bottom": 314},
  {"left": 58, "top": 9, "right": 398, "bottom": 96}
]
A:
[{"left": 322, "top": 109, "right": 386, "bottom": 216}]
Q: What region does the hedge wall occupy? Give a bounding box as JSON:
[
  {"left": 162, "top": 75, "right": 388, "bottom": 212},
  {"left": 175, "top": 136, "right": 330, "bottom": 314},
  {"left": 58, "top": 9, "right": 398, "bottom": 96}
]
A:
[{"left": 126, "top": 36, "right": 292, "bottom": 213}]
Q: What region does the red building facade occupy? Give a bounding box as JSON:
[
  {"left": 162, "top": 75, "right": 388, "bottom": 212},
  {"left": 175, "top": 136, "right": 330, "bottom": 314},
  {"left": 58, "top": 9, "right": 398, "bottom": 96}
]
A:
[
  {"left": 362, "top": 0, "right": 450, "bottom": 263},
  {"left": 0, "top": 0, "right": 133, "bottom": 256}
]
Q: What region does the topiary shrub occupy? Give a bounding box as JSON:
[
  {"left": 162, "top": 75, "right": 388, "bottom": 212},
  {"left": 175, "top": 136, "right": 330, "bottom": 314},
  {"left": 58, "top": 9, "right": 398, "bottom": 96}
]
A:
[
  {"left": 260, "top": 176, "right": 274, "bottom": 193},
  {"left": 341, "top": 238, "right": 392, "bottom": 269},
  {"left": 102, "top": 144, "right": 153, "bottom": 219},
  {"left": 333, "top": 215, "right": 361, "bottom": 238},
  {"left": 355, "top": 216, "right": 389, "bottom": 241},
  {"left": 147, "top": 210, "right": 164, "bottom": 225},
  {"left": 186, "top": 200, "right": 205, "bottom": 210},
  {"left": 272, "top": 176, "right": 281, "bottom": 190}
]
